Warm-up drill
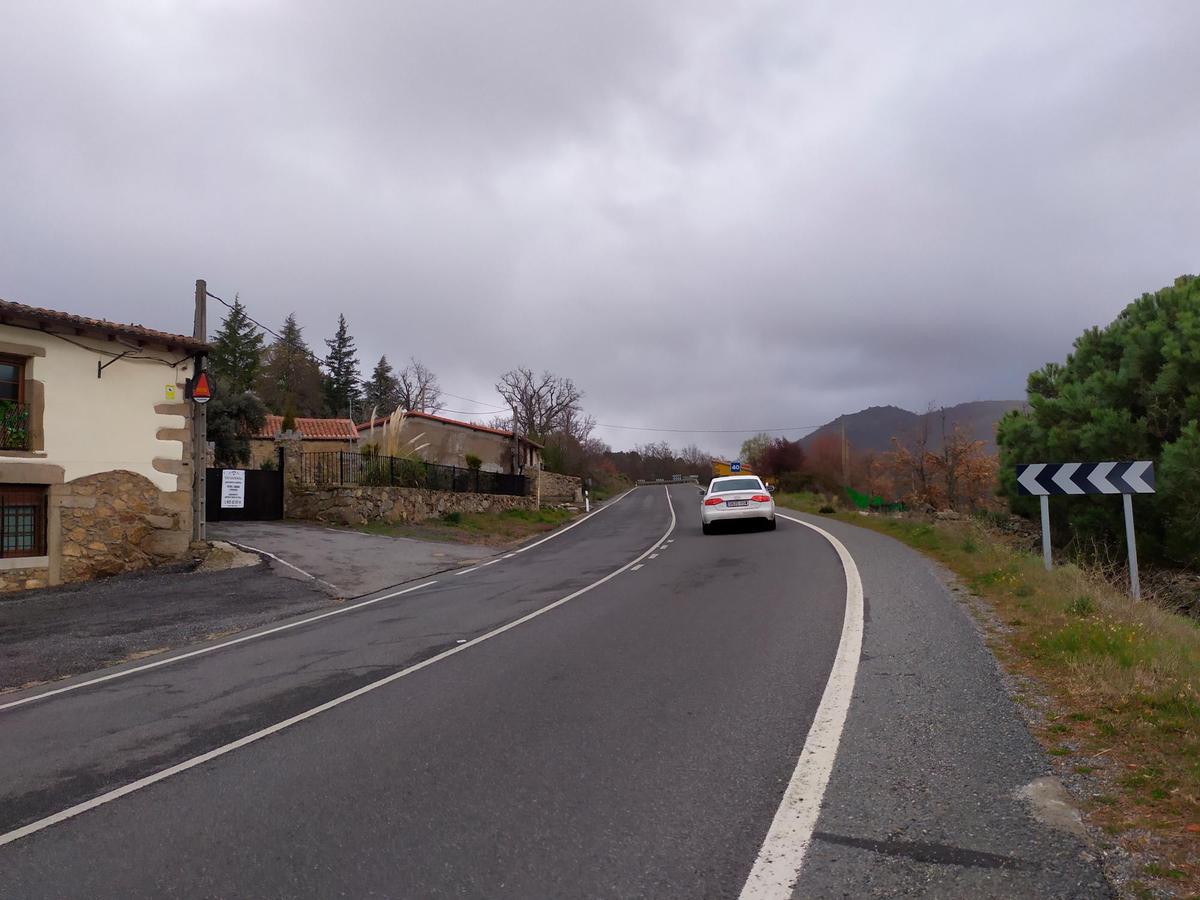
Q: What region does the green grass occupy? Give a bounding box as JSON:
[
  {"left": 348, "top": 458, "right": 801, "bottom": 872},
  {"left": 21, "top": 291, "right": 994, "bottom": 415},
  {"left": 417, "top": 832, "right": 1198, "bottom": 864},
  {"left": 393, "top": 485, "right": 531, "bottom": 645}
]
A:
[{"left": 772, "top": 491, "right": 826, "bottom": 514}]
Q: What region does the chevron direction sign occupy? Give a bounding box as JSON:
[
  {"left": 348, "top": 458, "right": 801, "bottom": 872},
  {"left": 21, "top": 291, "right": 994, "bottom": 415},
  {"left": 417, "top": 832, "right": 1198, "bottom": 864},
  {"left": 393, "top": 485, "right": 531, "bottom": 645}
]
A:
[{"left": 1016, "top": 461, "right": 1155, "bottom": 497}]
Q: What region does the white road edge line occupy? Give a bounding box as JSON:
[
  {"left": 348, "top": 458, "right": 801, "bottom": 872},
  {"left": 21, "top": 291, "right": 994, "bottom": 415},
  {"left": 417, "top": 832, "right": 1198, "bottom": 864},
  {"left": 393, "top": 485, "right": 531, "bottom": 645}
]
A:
[
  {"left": 0, "top": 487, "right": 677, "bottom": 848},
  {"left": 437, "top": 487, "right": 637, "bottom": 579},
  {"left": 0, "top": 488, "right": 643, "bottom": 713},
  {"left": 0, "top": 580, "right": 439, "bottom": 713},
  {"left": 511, "top": 487, "right": 635, "bottom": 553},
  {"left": 738, "top": 513, "right": 865, "bottom": 900},
  {"left": 223, "top": 540, "right": 341, "bottom": 594}
]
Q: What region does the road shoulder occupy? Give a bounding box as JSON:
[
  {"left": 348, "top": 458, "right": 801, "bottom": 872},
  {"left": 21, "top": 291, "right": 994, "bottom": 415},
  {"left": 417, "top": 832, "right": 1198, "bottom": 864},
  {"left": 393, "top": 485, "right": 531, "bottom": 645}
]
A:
[
  {"left": 780, "top": 509, "right": 1113, "bottom": 898},
  {"left": 0, "top": 558, "right": 334, "bottom": 694}
]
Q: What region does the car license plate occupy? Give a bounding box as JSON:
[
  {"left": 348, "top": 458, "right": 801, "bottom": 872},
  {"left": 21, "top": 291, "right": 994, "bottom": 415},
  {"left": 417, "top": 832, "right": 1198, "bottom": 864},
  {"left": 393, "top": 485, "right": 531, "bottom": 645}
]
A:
[{"left": 726, "top": 499, "right": 748, "bottom": 507}]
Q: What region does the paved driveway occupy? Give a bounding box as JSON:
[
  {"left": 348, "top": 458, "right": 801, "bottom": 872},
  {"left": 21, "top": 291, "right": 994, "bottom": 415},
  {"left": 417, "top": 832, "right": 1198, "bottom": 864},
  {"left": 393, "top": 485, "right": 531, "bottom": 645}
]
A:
[{"left": 209, "top": 521, "right": 490, "bottom": 598}]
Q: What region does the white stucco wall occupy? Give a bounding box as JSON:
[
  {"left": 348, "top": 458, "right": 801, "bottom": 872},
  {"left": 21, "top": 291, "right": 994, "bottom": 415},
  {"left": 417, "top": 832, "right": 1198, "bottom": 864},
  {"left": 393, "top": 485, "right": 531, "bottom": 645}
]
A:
[{"left": 0, "top": 324, "right": 194, "bottom": 492}]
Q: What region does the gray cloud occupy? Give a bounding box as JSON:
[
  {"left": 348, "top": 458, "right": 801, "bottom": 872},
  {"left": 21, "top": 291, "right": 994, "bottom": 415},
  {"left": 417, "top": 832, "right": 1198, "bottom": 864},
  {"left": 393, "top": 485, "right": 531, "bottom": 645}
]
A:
[{"left": 2, "top": 0, "right": 1197, "bottom": 455}]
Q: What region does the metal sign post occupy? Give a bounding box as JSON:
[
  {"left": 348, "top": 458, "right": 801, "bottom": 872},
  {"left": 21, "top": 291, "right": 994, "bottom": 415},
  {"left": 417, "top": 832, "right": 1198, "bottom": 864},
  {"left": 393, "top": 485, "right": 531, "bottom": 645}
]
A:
[
  {"left": 1123, "top": 493, "right": 1141, "bottom": 600},
  {"left": 1016, "top": 461, "right": 1155, "bottom": 599},
  {"left": 1039, "top": 495, "right": 1052, "bottom": 572}
]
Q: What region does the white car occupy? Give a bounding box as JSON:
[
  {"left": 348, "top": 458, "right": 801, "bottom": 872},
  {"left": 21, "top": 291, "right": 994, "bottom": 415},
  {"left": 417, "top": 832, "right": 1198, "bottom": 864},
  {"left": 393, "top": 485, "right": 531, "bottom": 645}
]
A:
[{"left": 701, "top": 475, "right": 776, "bottom": 533}]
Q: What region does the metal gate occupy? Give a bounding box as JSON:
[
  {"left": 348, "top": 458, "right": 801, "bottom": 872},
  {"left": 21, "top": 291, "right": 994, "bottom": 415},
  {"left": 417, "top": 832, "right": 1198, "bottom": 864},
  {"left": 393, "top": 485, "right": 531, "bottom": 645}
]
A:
[{"left": 205, "top": 468, "right": 284, "bottom": 522}]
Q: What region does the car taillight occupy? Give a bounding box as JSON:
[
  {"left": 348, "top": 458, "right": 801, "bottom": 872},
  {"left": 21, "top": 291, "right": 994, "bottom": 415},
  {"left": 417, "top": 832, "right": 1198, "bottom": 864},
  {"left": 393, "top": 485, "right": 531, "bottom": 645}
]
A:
[
  {"left": 751, "top": 495, "right": 771, "bottom": 503},
  {"left": 703, "top": 497, "right": 724, "bottom": 506}
]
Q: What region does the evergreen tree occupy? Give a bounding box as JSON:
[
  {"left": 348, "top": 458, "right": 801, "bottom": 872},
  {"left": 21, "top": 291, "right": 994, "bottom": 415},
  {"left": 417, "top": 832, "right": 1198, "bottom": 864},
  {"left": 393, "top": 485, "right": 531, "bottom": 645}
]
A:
[
  {"left": 364, "top": 355, "right": 400, "bottom": 414},
  {"left": 208, "top": 392, "right": 267, "bottom": 467},
  {"left": 256, "top": 313, "right": 325, "bottom": 416},
  {"left": 997, "top": 274, "right": 1200, "bottom": 565},
  {"left": 207, "top": 294, "right": 264, "bottom": 395},
  {"left": 323, "top": 314, "right": 362, "bottom": 419}
]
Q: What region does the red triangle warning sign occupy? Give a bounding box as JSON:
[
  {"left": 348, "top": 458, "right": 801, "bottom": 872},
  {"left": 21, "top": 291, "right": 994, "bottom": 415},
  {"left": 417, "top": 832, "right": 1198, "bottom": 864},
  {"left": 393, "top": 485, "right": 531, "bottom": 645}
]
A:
[{"left": 190, "top": 371, "right": 212, "bottom": 403}]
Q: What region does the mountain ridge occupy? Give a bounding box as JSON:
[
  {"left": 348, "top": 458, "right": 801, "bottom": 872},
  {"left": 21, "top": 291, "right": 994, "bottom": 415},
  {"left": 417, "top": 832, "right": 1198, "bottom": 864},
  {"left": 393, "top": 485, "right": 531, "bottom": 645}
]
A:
[{"left": 799, "top": 400, "right": 1027, "bottom": 455}]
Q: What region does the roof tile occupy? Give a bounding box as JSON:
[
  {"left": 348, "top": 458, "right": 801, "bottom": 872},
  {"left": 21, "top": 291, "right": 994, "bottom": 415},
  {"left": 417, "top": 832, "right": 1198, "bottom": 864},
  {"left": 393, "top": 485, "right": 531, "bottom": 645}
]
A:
[
  {"left": 0, "top": 298, "right": 208, "bottom": 352},
  {"left": 254, "top": 416, "right": 358, "bottom": 440}
]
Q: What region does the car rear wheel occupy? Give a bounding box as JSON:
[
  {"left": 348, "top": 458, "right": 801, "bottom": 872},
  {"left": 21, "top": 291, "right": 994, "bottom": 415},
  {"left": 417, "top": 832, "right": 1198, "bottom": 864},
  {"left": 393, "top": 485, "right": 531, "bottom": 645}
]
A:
[
  {"left": 702, "top": 522, "right": 713, "bottom": 535},
  {"left": 765, "top": 518, "right": 776, "bottom": 531}
]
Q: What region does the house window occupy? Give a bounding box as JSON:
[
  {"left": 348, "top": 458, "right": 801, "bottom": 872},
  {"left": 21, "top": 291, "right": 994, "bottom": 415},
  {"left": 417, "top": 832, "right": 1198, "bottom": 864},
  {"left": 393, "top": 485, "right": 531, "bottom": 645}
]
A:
[
  {"left": 0, "top": 485, "right": 47, "bottom": 558},
  {"left": 0, "top": 357, "right": 23, "bottom": 401},
  {"left": 0, "top": 357, "right": 30, "bottom": 451}
]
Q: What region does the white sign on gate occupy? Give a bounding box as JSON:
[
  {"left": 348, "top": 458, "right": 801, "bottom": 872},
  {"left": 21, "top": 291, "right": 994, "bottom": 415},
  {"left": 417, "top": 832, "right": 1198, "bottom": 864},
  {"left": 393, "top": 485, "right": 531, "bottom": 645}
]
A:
[{"left": 221, "top": 469, "right": 246, "bottom": 509}]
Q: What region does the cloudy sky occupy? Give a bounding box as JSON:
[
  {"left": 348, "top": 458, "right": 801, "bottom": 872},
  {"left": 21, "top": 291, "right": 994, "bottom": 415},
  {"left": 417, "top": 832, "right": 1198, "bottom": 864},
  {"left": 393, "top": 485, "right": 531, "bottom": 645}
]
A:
[{"left": 2, "top": 1, "right": 1197, "bottom": 455}]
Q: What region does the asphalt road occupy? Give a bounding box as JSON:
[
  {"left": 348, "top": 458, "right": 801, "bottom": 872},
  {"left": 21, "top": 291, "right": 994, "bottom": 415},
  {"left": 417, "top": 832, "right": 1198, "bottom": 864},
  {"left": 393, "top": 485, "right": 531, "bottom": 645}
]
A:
[{"left": 0, "top": 486, "right": 1109, "bottom": 897}]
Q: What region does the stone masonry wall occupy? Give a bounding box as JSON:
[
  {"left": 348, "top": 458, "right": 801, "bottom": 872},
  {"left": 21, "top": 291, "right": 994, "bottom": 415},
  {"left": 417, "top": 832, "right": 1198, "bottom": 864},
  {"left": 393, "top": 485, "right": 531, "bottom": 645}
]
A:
[
  {"left": 288, "top": 484, "right": 535, "bottom": 526},
  {"left": 531, "top": 470, "right": 583, "bottom": 504},
  {"left": 0, "top": 565, "right": 50, "bottom": 593},
  {"left": 57, "top": 470, "right": 191, "bottom": 583}
]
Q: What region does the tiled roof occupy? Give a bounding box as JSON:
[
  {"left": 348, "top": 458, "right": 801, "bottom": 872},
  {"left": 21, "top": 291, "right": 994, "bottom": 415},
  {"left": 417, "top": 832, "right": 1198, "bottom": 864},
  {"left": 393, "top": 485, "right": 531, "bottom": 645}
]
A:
[
  {"left": 355, "top": 410, "right": 544, "bottom": 448},
  {"left": 0, "top": 298, "right": 208, "bottom": 352},
  {"left": 254, "top": 415, "right": 359, "bottom": 440}
]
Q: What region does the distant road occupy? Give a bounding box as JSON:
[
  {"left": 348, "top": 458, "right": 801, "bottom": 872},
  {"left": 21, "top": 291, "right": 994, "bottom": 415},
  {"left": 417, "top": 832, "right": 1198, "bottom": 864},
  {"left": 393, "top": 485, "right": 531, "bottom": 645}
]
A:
[{"left": 0, "top": 486, "right": 1108, "bottom": 897}]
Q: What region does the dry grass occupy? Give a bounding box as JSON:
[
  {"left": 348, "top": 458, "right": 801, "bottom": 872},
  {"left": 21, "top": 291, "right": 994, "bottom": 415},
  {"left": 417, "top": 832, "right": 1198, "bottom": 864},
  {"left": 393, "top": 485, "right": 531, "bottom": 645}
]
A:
[{"left": 799, "top": 508, "right": 1200, "bottom": 897}]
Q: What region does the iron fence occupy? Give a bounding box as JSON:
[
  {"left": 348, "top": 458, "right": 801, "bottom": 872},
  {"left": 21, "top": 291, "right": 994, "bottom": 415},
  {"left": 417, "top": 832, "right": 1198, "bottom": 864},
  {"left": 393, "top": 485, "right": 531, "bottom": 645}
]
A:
[
  {"left": 0, "top": 401, "right": 31, "bottom": 451},
  {"left": 299, "top": 451, "right": 527, "bottom": 497}
]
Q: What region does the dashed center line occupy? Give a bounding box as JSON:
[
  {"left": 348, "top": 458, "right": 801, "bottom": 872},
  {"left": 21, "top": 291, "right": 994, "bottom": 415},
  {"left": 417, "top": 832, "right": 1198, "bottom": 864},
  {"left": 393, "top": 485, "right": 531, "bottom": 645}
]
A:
[
  {"left": 649, "top": 554, "right": 659, "bottom": 559},
  {"left": 631, "top": 564, "right": 644, "bottom": 571}
]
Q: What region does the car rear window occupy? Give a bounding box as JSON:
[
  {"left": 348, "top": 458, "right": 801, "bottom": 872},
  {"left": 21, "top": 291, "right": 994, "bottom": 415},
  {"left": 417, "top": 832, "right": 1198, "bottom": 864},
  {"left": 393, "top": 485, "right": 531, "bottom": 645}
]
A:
[{"left": 711, "top": 478, "right": 762, "bottom": 493}]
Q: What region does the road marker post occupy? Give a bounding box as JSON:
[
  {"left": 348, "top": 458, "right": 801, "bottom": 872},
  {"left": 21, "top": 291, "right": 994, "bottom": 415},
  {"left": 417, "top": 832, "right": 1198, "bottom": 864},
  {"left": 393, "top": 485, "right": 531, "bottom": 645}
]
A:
[{"left": 1016, "top": 460, "right": 1155, "bottom": 599}]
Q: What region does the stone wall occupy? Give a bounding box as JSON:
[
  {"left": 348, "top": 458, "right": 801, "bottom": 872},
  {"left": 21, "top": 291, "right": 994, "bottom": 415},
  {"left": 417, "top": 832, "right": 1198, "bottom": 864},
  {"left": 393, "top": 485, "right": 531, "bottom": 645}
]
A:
[
  {"left": 57, "top": 470, "right": 191, "bottom": 583},
  {"left": 530, "top": 470, "right": 583, "bottom": 504},
  {"left": 287, "top": 484, "right": 535, "bottom": 526},
  {"left": 0, "top": 564, "right": 50, "bottom": 593}
]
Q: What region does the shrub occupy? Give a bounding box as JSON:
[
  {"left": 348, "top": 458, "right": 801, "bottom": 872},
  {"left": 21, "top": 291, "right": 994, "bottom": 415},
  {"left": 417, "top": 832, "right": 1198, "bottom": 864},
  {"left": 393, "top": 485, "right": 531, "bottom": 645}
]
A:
[
  {"left": 819, "top": 504, "right": 836, "bottom": 514},
  {"left": 442, "top": 511, "right": 462, "bottom": 524},
  {"left": 1066, "top": 594, "right": 1096, "bottom": 617},
  {"left": 1158, "top": 421, "right": 1200, "bottom": 568},
  {"left": 464, "top": 453, "right": 482, "bottom": 471}
]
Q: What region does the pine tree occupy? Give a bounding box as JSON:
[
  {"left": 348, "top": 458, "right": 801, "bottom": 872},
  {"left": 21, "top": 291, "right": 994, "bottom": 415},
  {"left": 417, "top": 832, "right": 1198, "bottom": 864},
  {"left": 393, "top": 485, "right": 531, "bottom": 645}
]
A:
[
  {"left": 208, "top": 294, "right": 264, "bottom": 395},
  {"left": 323, "top": 314, "right": 362, "bottom": 418},
  {"left": 256, "top": 313, "right": 325, "bottom": 416},
  {"left": 364, "top": 355, "right": 400, "bottom": 415}
]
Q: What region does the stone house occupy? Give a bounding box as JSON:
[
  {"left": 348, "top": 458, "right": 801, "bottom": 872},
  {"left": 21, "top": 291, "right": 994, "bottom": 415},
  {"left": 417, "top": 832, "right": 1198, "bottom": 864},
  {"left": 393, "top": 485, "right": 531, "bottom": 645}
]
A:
[
  {"left": 0, "top": 298, "right": 207, "bottom": 591},
  {"left": 248, "top": 415, "right": 357, "bottom": 468},
  {"left": 355, "top": 411, "right": 542, "bottom": 473}
]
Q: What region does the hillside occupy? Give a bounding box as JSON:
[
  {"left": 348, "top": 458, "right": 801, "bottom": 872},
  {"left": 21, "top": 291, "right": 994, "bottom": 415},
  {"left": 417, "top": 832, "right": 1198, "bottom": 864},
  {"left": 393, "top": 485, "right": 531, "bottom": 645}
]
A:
[{"left": 800, "top": 400, "right": 1026, "bottom": 455}]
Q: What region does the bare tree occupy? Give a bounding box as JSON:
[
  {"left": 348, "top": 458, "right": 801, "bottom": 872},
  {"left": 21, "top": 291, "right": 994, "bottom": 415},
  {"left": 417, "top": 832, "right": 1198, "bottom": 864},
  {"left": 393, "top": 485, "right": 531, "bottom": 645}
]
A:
[
  {"left": 679, "top": 443, "right": 711, "bottom": 469},
  {"left": 397, "top": 358, "right": 442, "bottom": 413},
  {"left": 485, "top": 414, "right": 513, "bottom": 432},
  {"left": 495, "top": 367, "right": 586, "bottom": 441}
]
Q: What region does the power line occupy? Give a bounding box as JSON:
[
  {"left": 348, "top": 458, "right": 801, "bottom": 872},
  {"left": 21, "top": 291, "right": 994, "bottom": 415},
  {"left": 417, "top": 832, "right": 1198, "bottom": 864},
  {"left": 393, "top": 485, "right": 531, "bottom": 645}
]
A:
[{"left": 593, "top": 422, "right": 823, "bottom": 435}]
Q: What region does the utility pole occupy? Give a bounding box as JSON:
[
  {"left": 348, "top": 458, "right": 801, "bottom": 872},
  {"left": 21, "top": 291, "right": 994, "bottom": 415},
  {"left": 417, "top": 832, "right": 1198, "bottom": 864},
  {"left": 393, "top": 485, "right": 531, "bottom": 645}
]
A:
[
  {"left": 191, "top": 279, "right": 207, "bottom": 543},
  {"left": 511, "top": 405, "right": 520, "bottom": 475}
]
